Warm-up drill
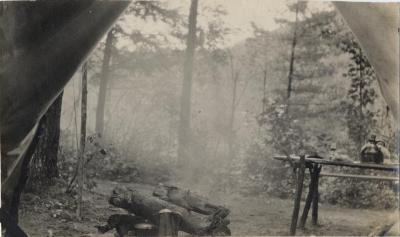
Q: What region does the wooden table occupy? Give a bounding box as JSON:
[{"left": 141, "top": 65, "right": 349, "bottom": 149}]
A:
[{"left": 273, "top": 155, "right": 399, "bottom": 235}]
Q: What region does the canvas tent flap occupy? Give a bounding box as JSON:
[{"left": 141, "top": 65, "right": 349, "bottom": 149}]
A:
[
  {"left": 334, "top": 2, "right": 399, "bottom": 122},
  {"left": 0, "top": 0, "right": 129, "bottom": 211},
  {"left": 0, "top": 0, "right": 129, "bottom": 154}
]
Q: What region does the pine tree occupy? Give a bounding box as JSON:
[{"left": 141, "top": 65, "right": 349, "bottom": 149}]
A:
[
  {"left": 340, "top": 39, "right": 377, "bottom": 156},
  {"left": 26, "top": 92, "right": 63, "bottom": 191}
]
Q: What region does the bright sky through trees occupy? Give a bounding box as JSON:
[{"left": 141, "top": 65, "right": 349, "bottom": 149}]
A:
[{"left": 118, "top": 0, "right": 332, "bottom": 50}]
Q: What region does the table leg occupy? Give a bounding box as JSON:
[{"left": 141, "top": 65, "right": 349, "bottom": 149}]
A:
[
  {"left": 299, "top": 165, "right": 317, "bottom": 229},
  {"left": 312, "top": 165, "right": 321, "bottom": 226},
  {"left": 290, "top": 155, "right": 306, "bottom": 236}
]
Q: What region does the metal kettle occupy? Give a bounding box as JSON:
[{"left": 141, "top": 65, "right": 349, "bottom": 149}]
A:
[{"left": 360, "top": 135, "right": 384, "bottom": 164}]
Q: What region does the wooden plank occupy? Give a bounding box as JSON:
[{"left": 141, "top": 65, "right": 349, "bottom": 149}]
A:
[
  {"left": 312, "top": 166, "right": 321, "bottom": 226},
  {"left": 320, "top": 172, "right": 399, "bottom": 181},
  {"left": 273, "top": 155, "right": 399, "bottom": 171},
  {"left": 290, "top": 155, "right": 306, "bottom": 236},
  {"left": 299, "top": 166, "right": 317, "bottom": 228}
]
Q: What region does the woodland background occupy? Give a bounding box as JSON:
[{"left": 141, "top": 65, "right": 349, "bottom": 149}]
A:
[{"left": 25, "top": 0, "right": 398, "bottom": 216}]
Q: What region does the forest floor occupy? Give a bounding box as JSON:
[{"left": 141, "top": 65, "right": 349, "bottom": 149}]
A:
[{"left": 19, "top": 178, "right": 396, "bottom": 236}]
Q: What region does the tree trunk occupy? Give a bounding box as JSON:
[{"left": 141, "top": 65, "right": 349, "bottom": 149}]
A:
[
  {"left": 177, "top": 0, "right": 198, "bottom": 165},
  {"left": 287, "top": 2, "right": 299, "bottom": 100},
  {"left": 228, "top": 55, "right": 238, "bottom": 160},
  {"left": 262, "top": 70, "right": 267, "bottom": 113},
  {"left": 358, "top": 51, "right": 365, "bottom": 152},
  {"left": 95, "top": 30, "right": 114, "bottom": 136},
  {"left": 77, "top": 62, "right": 88, "bottom": 219},
  {"left": 210, "top": 53, "right": 223, "bottom": 160},
  {"left": 27, "top": 91, "right": 63, "bottom": 191}
]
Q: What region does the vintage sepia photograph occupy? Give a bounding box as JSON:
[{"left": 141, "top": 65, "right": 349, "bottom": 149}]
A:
[{"left": 1, "top": 0, "right": 399, "bottom": 236}]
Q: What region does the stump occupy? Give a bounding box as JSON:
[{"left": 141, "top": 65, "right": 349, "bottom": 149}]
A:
[
  {"left": 95, "top": 214, "right": 146, "bottom": 236},
  {"left": 158, "top": 209, "right": 179, "bottom": 236}
]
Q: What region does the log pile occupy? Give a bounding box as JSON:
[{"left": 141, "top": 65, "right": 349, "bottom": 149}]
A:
[{"left": 108, "top": 185, "right": 231, "bottom": 236}]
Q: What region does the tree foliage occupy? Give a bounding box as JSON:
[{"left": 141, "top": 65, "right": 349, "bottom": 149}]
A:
[
  {"left": 255, "top": 3, "right": 339, "bottom": 156},
  {"left": 339, "top": 38, "right": 378, "bottom": 156},
  {"left": 55, "top": 1, "right": 396, "bottom": 209}
]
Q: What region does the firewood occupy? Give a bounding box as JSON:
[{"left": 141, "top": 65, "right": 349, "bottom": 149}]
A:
[
  {"left": 153, "top": 184, "right": 229, "bottom": 215},
  {"left": 109, "top": 187, "right": 230, "bottom": 236}
]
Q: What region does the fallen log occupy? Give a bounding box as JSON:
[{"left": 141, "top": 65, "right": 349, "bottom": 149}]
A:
[
  {"left": 153, "top": 184, "right": 229, "bottom": 216},
  {"left": 109, "top": 187, "right": 231, "bottom": 236}
]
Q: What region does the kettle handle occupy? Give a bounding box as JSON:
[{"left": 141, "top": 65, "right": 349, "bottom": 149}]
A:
[{"left": 376, "top": 140, "right": 386, "bottom": 147}]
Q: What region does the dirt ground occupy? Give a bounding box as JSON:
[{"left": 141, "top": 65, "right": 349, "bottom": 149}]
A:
[{"left": 19, "top": 179, "right": 396, "bottom": 236}]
